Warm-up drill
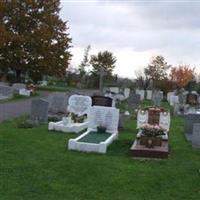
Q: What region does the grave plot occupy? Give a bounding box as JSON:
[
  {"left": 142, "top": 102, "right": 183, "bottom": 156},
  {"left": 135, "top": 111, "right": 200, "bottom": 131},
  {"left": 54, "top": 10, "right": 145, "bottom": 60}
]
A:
[
  {"left": 68, "top": 106, "right": 119, "bottom": 154},
  {"left": 131, "top": 107, "right": 170, "bottom": 159},
  {"left": 48, "top": 95, "right": 92, "bottom": 133}
]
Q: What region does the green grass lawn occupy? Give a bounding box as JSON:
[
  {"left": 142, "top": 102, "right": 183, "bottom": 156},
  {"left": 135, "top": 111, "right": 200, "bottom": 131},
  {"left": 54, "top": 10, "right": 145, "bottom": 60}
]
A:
[{"left": 1, "top": 101, "right": 200, "bottom": 200}]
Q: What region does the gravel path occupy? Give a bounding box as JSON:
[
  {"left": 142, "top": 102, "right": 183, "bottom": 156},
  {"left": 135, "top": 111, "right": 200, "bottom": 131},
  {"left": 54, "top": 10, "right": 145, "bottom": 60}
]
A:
[{"left": 0, "top": 89, "right": 99, "bottom": 122}]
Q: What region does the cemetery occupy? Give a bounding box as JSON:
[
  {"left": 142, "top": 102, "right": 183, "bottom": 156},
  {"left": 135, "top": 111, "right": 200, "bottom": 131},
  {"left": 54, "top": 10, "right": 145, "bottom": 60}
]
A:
[{"left": 1, "top": 1, "right": 200, "bottom": 200}]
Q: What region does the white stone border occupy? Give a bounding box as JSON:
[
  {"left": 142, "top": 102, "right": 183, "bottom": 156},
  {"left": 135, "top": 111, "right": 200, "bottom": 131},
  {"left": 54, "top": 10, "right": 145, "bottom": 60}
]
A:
[
  {"left": 68, "top": 129, "right": 118, "bottom": 154},
  {"left": 48, "top": 121, "right": 88, "bottom": 133}
]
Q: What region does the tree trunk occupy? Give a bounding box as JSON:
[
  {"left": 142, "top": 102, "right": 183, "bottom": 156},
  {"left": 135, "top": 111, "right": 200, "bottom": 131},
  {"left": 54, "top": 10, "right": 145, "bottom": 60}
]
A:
[{"left": 15, "top": 69, "right": 22, "bottom": 83}]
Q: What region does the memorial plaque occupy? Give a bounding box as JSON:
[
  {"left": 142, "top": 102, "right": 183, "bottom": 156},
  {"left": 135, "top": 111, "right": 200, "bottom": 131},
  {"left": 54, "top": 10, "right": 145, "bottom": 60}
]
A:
[
  {"left": 192, "top": 123, "right": 200, "bottom": 148},
  {"left": 31, "top": 99, "right": 49, "bottom": 123},
  {"left": 92, "top": 96, "right": 113, "bottom": 107}
]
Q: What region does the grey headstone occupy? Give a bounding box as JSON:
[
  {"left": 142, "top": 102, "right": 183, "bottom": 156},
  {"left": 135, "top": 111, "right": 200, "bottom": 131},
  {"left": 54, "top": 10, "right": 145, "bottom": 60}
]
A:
[
  {"left": 192, "top": 123, "right": 200, "bottom": 149},
  {"left": 12, "top": 83, "right": 26, "bottom": 94},
  {"left": 0, "top": 85, "right": 14, "bottom": 99},
  {"left": 31, "top": 99, "right": 49, "bottom": 123},
  {"left": 48, "top": 93, "right": 68, "bottom": 114},
  {"left": 184, "top": 114, "right": 200, "bottom": 141},
  {"left": 152, "top": 90, "right": 162, "bottom": 107},
  {"left": 129, "top": 94, "right": 140, "bottom": 109}
]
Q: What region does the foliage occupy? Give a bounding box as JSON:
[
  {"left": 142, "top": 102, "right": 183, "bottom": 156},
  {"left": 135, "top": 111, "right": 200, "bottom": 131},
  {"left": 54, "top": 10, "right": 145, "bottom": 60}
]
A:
[
  {"left": 90, "top": 51, "right": 116, "bottom": 76},
  {"left": 144, "top": 55, "right": 171, "bottom": 81},
  {"left": 71, "top": 113, "right": 87, "bottom": 123},
  {"left": 0, "top": 0, "right": 72, "bottom": 82},
  {"left": 170, "top": 65, "right": 195, "bottom": 89},
  {"left": 17, "top": 120, "right": 34, "bottom": 129},
  {"left": 78, "top": 45, "right": 91, "bottom": 75},
  {"left": 153, "top": 79, "right": 176, "bottom": 94}
]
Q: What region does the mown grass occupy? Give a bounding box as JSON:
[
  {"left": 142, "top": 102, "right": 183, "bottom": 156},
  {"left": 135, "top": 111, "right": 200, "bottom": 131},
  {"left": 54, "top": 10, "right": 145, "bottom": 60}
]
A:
[{"left": 1, "top": 101, "right": 200, "bottom": 200}]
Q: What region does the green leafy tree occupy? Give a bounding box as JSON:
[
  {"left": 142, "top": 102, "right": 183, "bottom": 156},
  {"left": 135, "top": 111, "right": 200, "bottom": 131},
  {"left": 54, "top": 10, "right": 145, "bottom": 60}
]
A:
[
  {"left": 144, "top": 56, "right": 171, "bottom": 81},
  {"left": 90, "top": 51, "right": 116, "bottom": 90},
  {"left": 90, "top": 51, "right": 116, "bottom": 76},
  {"left": 0, "top": 0, "right": 72, "bottom": 82}
]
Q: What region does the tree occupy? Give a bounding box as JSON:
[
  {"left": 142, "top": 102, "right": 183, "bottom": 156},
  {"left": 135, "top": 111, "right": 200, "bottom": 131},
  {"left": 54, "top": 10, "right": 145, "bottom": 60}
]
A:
[
  {"left": 0, "top": 0, "right": 72, "bottom": 82},
  {"left": 90, "top": 51, "right": 116, "bottom": 91},
  {"left": 170, "top": 65, "right": 195, "bottom": 88},
  {"left": 78, "top": 45, "right": 91, "bottom": 76},
  {"left": 144, "top": 56, "right": 171, "bottom": 81},
  {"left": 90, "top": 51, "right": 116, "bottom": 76}
]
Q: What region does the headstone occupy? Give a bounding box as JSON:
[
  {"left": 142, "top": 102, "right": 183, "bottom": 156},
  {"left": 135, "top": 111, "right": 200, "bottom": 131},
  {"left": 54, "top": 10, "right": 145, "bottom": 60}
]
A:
[
  {"left": 12, "top": 83, "right": 26, "bottom": 93},
  {"left": 129, "top": 94, "right": 140, "bottom": 109},
  {"left": 31, "top": 99, "right": 49, "bottom": 123},
  {"left": 68, "top": 95, "right": 92, "bottom": 116},
  {"left": 136, "top": 89, "right": 145, "bottom": 100},
  {"left": 184, "top": 114, "right": 200, "bottom": 141},
  {"left": 88, "top": 106, "right": 119, "bottom": 132},
  {"left": 167, "top": 92, "right": 174, "bottom": 102},
  {"left": 124, "top": 88, "right": 130, "bottom": 99},
  {"left": 170, "top": 95, "right": 179, "bottom": 106},
  {"left": 48, "top": 93, "right": 68, "bottom": 114},
  {"left": 146, "top": 90, "right": 152, "bottom": 100},
  {"left": 92, "top": 96, "right": 113, "bottom": 107},
  {"left": 109, "top": 87, "right": 119, "bottom": 94},
  {"left": 152, "top": 90, "right": 162, "bottom": 107},
  {"left": 186, "top": 93, "right": 198, "bottom": 105},
  {"left": 159, "top": 112, "right": 170, "bottom": 131},
  {"left": 0, "top": 85, "right": 14, "bottom": 99},
  {"left": 192, "top": 123, "right": 200, "bottom": 149}
]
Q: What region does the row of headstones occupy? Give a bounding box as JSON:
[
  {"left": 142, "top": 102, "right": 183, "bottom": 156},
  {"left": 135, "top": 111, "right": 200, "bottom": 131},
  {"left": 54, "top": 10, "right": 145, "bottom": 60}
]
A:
[
  {"left": 103, "top": 87, "right": 130, "bottom": 101},
  {"left": 184, "top": 114, "right": 200, "bottom": 149},
  {"left": 167, "top": 91, "right": 200, "bottom": 106},
  {"left": 30, "top": 93, "right": 117, "bottom": 124},
  {"left": 0, "top": 82, "right": 29, "bottom": 99}
]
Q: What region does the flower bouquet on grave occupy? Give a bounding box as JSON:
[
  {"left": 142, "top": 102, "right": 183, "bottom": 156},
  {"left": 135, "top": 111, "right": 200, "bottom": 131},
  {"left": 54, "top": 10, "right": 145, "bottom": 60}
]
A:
[
  {"left": 71, "top": 113, "right": 87, "bottom": 123},
  {"left": 140, "top": 124, "right": 166, "bottom": 148}
]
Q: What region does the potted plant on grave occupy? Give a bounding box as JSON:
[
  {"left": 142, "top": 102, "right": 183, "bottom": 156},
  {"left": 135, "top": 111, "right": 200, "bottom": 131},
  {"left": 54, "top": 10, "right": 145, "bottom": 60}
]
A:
[{"left": 140, "top": 124, "right": 166, "bottom": 148}]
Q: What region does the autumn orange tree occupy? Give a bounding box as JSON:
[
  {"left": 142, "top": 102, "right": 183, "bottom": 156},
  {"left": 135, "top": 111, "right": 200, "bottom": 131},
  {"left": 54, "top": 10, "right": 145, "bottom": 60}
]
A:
[{"left": 170, "top": 65, "right": 195, "bottom": 88}]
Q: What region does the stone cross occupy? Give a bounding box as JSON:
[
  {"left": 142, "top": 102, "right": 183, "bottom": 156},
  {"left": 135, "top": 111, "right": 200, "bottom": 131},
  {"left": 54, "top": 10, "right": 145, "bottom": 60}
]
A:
[{"left": 97, "top": 67, "right": 107, "bottom": 92}]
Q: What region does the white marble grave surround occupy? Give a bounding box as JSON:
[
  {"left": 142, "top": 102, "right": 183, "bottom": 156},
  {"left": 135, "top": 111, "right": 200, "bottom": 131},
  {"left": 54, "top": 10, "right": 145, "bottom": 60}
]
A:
[
  {"left": 48, "top": 95, "right": 92, "bottom": 133},
  {"left": 19, "top": 88, "right": 31, "bottom": 96},
  {"left": 48, "top": 121, "right": 88, "bottom": 133},
  {"left": 68, "top": 95, "right": 92, "bottom": 116},
  {"left": 137, "top": 109, "right": 171, "bottom": 131},
  {"left": 68, "top": 106, "right": 119, "bottom": 154}
]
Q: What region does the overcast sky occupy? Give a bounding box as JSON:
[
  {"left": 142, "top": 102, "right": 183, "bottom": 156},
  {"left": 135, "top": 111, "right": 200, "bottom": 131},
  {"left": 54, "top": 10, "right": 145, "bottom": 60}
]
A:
[{"left": 60, "top": 0, "right": 200, "bottom": 78}]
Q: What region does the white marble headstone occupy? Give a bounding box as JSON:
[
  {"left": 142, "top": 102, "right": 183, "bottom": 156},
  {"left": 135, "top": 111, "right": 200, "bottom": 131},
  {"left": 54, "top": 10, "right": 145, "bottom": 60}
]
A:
[
  {"left": 146, "top": 90, "right": 152, "bottom": 100},
  {"left": 68, "top": 95, "right": 92, "bottom": 116},
  {"left": 88, "top": 106, "right": 119, "bottom": 132}
]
